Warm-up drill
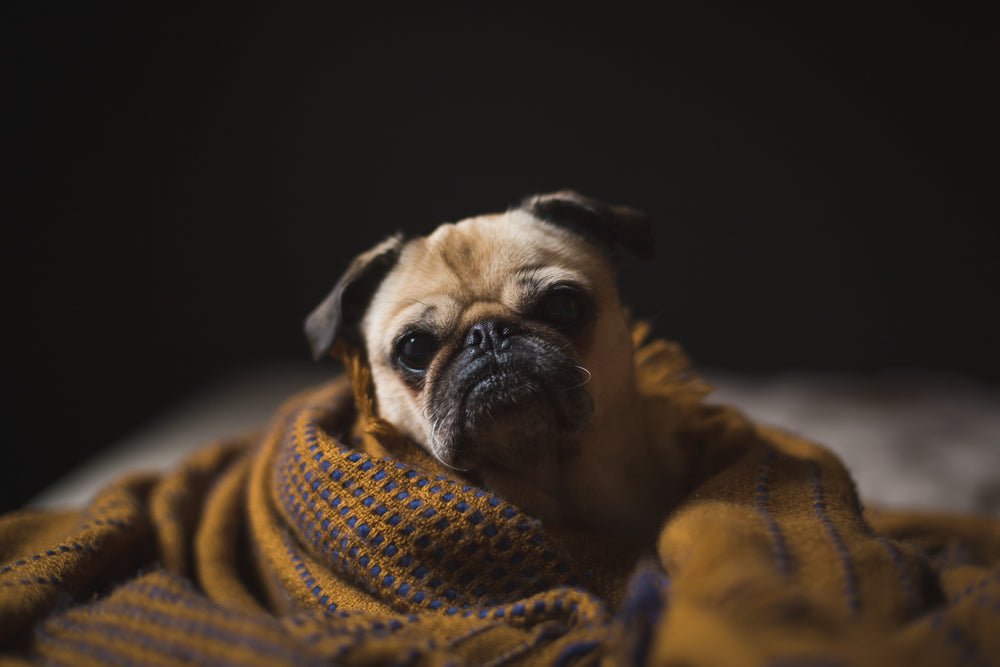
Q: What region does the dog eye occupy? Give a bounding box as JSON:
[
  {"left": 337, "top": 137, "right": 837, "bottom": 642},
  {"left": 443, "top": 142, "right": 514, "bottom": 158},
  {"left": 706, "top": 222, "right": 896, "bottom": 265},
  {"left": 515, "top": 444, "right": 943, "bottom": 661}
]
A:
[
  {"left": 540, "top": 286, "right": 587, "bottom": 331},
  {"left": 396, "top": 332, "right": 437, "bottom": 372}
]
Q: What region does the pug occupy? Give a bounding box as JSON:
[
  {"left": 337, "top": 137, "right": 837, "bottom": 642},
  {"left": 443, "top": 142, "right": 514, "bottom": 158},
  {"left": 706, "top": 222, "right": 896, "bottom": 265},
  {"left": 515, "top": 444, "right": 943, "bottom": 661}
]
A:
[{"left": 305, "top": 191, "right": 683, "bottom": 542}]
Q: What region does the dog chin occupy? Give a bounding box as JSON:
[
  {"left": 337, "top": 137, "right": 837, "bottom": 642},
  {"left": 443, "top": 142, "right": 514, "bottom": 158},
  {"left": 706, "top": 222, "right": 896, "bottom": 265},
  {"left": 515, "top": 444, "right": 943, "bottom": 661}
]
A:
[
  {"left": 426, "top": 337, "right": 595, "bottom": 467},
  {"left": 439, "top": 377, "right": 594, "bottom": 471}
]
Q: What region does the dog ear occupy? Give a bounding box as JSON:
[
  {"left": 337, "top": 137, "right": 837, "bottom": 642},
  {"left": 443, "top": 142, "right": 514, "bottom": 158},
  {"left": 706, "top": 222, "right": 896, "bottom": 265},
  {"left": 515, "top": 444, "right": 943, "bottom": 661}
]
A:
[
  {"left": 520, "top": 189, "right": 654, "bottom": 262},
  {"left": 304, "top": 234, "right": 405, "bottom": 361}
]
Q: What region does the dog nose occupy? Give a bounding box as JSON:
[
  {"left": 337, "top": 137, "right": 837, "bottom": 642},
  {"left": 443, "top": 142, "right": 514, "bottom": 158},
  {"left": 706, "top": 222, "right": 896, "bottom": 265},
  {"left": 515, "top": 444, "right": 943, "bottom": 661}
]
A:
[{"left": 466, "top": 319, "right": 521, "bottom": 351}]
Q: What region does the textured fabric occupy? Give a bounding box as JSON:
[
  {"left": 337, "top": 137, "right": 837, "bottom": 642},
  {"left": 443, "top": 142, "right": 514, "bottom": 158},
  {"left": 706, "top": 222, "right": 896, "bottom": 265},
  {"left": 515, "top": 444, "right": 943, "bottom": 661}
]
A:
[{"left": 1, "top": 334, "right": 998, "bottom": 666}]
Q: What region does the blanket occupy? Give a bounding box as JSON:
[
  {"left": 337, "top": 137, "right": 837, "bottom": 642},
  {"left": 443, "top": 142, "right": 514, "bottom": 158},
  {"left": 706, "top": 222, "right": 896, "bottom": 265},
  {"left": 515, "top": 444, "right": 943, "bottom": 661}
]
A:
[{"left": 1, "top": 334, "right": 998, "bottom": 666}]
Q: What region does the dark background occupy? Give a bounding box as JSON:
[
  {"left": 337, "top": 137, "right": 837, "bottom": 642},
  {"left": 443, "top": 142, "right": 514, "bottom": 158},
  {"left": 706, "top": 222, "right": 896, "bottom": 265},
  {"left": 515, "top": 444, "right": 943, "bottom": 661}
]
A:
[{"left": 3, "top": 6, "right": 997, "bottom": 511}]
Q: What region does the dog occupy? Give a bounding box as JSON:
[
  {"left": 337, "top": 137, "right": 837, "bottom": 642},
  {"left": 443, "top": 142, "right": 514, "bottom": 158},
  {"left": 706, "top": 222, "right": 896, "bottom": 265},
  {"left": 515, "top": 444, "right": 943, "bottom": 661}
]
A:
[{"left": 305, "top": 191, "right": 683, "bottom": 542}]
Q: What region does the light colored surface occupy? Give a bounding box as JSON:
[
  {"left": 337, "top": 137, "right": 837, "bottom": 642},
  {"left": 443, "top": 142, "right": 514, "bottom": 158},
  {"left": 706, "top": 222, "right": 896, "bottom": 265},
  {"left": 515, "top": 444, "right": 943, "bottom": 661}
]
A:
[
  {"left": 30, "top": 364, "right": 332, "bottom": 510},
  {"left": 710, "top": 372, "right": 1000, "bottom": 515},
  {"left": 30, "top": 365, "right": 1000, "bottom": 515}
]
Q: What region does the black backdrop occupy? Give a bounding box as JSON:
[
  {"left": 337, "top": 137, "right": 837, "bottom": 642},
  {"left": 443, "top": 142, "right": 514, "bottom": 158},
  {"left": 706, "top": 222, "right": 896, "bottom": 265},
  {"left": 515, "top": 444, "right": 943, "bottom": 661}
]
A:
[{"left": 3, "top": 6, "right": 997, "bottom": 511}]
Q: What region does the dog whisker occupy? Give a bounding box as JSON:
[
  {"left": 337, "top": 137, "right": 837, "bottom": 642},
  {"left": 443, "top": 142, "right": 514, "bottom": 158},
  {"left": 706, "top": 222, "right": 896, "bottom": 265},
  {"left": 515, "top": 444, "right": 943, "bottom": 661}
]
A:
[
  {"left": 429, "top": 416, "right": 469, "bottom": 472},
  {"left": 563, "top": 365, "right": 592, "bottom": 391}
]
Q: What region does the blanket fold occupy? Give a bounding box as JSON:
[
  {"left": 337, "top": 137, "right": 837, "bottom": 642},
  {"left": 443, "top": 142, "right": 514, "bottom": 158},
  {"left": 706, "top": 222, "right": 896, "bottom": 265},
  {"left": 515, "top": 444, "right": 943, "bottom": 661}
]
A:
[{"left": 2, "top": 338, "right": 998, "bottom": 666}]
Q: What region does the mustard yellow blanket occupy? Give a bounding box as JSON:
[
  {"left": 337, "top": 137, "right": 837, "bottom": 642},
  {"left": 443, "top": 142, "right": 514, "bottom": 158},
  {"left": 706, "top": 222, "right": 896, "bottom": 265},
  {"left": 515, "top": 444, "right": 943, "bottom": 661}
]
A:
[{"left": 2, "top": 337, "right": 998, "bottom": 666}]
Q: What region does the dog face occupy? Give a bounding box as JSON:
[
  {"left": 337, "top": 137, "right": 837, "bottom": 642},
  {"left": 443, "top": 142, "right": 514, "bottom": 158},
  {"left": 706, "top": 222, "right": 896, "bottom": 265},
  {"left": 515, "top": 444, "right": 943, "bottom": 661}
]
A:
[
  {"left": 362, "top": 209, "right": 618, "bottom": 471},
  {"left": 306, "top": 191, "right": 667, "bottom": 533}
]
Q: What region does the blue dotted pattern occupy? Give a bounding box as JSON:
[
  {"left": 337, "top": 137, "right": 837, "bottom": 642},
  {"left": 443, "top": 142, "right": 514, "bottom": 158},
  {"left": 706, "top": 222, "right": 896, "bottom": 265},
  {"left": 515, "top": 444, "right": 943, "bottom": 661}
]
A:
[
  {"left": 875, "top": 534, "right": 924, "bottom": 618},
  {"left": 755, "top": 446, "right": 792, "bottom": 576},
  {"left": 274, "top": 400, "right": 585, "bottom": 618},
  {"left": 0, "top": 543, "right": 94, "bottom": 574},
  {"left": 808, "top": 461, "right": 860, "bottom": 613}
]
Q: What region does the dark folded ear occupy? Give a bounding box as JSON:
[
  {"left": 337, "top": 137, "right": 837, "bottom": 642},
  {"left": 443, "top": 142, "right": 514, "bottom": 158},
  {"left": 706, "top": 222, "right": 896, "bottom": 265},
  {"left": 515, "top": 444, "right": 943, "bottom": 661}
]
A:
[
  {"left": 304, "top": 234, "right": 405, "bottom": 361},
  {"left": 520, "top": 189, "right": 654, "bottom": 262}
]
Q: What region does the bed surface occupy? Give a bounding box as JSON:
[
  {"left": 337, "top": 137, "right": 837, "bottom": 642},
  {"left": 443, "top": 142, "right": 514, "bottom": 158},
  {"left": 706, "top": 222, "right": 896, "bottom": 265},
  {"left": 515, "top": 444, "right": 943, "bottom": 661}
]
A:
[{"left": 28, "top": 364, "right": 1000, "bottom": 516}]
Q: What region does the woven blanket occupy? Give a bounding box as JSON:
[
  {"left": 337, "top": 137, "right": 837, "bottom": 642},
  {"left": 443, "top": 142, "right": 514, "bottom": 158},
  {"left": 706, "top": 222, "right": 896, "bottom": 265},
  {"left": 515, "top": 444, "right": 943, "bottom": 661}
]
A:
[{"left": 2, "top": 337, "right": 999, "bottom": 666}]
